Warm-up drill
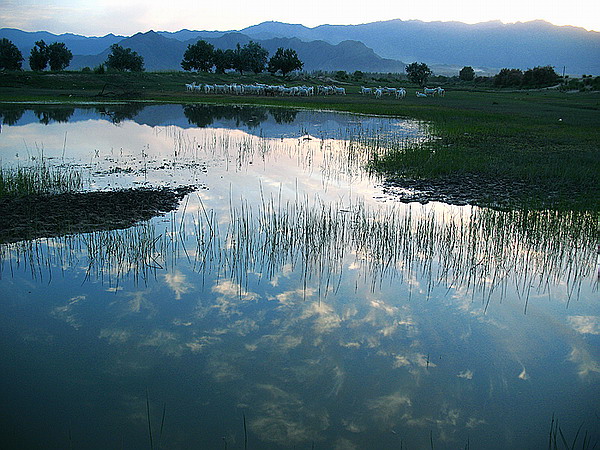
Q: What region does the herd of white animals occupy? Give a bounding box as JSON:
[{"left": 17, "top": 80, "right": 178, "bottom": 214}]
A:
[{"left": 184, "top": 82, "right": 445, "bottom": 98}]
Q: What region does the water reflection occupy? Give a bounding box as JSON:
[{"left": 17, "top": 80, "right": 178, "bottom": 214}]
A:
[
  {"left": 0, "top": 104, "right": 598, "bottom": 449},
  {"left": 33, "top": 106, "right": 75, "bottom": 125},
  {"left": 0, "top": 107, "right": 24, "bottom": 125},
  {"left": 1, "top": 103, "right": 296, "bottom": 130},
  {"left": 2, "top": 202, "right": 596, "bottom": 448},
  {"left": 183, "top": 104, "right": 295, "bottom": 128},
  {"left": 2, "top": 199, "right": 596, "bottom": 305},
  {"left": 96, "top": 103, "right": 147, "bottom": 124},
  {"left": 0, "top": 103, "right": 411, "bottom": 140}
]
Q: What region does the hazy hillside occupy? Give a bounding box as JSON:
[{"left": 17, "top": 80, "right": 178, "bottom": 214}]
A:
[
  {"left": 198, "top": 34, "right": 405, "bottom": 72},
  {"left": 0, "top": 28, "right": 123, "bottom": 55},
  {"left": 40, "top": 30, "right": 406, "bottom": 73},
  {"left": 158, "top": 29, "right": 227, "bottom": 41},
  {"left": 69, "top": 31, "right": 186, "bottom": 70},
  {"left": 3, "top": 18, "right": 599, "bottom": 75},
  {"left": 240, "top": 20, "right": 600, "bottom": 75}
]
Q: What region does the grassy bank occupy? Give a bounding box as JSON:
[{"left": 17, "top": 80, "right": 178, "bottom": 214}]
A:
[
  {"left": 1, "top": 70, "right": 599, "bottom": 209},
  {"left": 0, "top": 162, "right": 83, "bottom": 197}
]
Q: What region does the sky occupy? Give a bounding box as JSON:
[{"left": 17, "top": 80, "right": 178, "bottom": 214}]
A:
[{"left": 1, "top": 0, "right": 598, "bottom": 36}]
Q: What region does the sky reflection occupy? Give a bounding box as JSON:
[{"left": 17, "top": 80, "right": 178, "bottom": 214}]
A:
[{"left": 0, "top": 104, "right": 598, "bottom": 449}]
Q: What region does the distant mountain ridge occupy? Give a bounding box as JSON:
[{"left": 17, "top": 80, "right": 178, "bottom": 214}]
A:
[
  {"left": 238, "top": 20, "right": 600, "bottom": 75},
  {"left": 2, "top": 28, "right": 405, "bottom": 73},
  {"left": 0, "top": 28, "right": 124, "bottom": 55},
  {"left": 2, "top": 18, "right": 599, "bottom": 75}
]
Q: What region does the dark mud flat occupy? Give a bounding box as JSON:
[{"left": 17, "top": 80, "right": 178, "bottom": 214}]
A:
[
  {"left": 382, "top": 174, "right": 593, "bottom": 210},
  {"left": 0, "top": 186, "right": 194, "bottom": 244}
]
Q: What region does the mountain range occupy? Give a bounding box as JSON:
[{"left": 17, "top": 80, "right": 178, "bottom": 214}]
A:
[
  {"left": 237, "top": 20, "right": 600, "bottom": 75},
  {"left": 2, "top": 19, "right": 599, "bottom": 75}
]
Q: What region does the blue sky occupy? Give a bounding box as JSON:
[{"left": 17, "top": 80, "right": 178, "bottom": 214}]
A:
[{"left": 1, "top": 0, "right": 598, "bottom": 36}]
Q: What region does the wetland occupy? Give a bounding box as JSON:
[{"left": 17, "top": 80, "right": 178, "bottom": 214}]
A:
[{"left": 0, "top": 102, "right": 598, "bottom": 449}]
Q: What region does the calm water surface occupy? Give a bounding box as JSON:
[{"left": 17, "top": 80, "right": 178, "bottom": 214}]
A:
[{"left": 0, "top": 104, "right": 598, "bottom": 449}]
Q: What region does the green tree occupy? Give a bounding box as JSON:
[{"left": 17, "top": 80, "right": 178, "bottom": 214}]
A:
[
  {"left": 241, "top": 41, "right": 268, "bottom": 74},
  {"left": 105, "top": 44, "right": 144, "bottom": 72},
  {"left": 267, "top": 47, "right": 303, "bottom": 76},
  {"left": 0, "top": 38, "right": 24, "bottom": 70},
  {"left": 405, "top": 62, "right": 432, "bottom": 86},
  {"left": 459, "top": 66, "right": 475, "bottom": 81},
  {"left": 29, "top": 40, "right": 49, "bottom": 71},
  {"left": 47, "top": 42, "right": 72, "bottom": 71},
  {"left": 213, "top": 48, "right": 235, "bottom": 73},
  {"left": 494, "top": 68, "right": 523, "bottom": 87},
  {"left": 232, "top": 43, "right": 247, "bottom": 75},
  {"left": 181, "top": 40, "right": 215, "bottom": 72},
  {"left": 522, "top": 66, "right": 559, "bottom": 87}
]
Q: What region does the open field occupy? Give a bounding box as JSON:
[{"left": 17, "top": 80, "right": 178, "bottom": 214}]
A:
[{"left": 1, "top": 70, "right": 599, "bottom": 209}]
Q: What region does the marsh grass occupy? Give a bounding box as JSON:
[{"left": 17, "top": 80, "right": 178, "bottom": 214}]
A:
[
  {"left": 0, "top": 215, "right": 182, "bottom": 286},
  {"left": 0, "top": 193, "right": 596, "bottom": 306},
  {"left": 0, "top": 161, "right": 83, "bottom": 197},
  {"left": 192, "top": 195, "right": 597, "bottom": 306},
  {"left": 548, "top": 414, "right": 598, "bottom": 449}
]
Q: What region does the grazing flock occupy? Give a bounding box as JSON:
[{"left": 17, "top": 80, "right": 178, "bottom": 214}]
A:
[
  {"left": 184, "top": 82, "right": 445, "bottom": 98},
  {"left": 185, "top": 82, "right": 339, "bottom": 96}
]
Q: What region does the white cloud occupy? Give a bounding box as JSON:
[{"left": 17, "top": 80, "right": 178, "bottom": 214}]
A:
[
  {"left": 212, "top": 280, "right": 259, "bottom": 301},
  {"left": 99, "top": 328, "right": 131, "bottom": 344},
  {"left": 466, "top": 417, "right": 486, "bottom": 428},
  {"left": 270, "top": 287, "right": 315, "bottom": 307},
  {"left": 247, "top": 384, "right": 329, "bottom": 445},
  {"left": 366, "top": 391, "right": 412, "bottom": 424},
  {"left": 299, "top": 301, "right": 342, "bottom": 334},
  {"left": 140, "top": 329, "right": 183, "bottom": 356},
  {"left": 568, "top": 316, "right": 600, "bottom": 335},
  {"left": 518, "top": 367, "right": 530, "bottom": 380},
  {"left": 211, "top": 280, "right": 260, "bottom": 315},
  {"left": 186, "top": 335, "right": 222, "bottom": 353},
  {"left": 164, "top": 270, "right": 193, "bottom": 300},
  {"left": 457, "top": 370, "right": 474, "bottom": 380},
  {"left": 51, "top": 294, "right": 86, "bottom": 328},
  {"left": 568, "top": 346, "right": 600, "bottom": 378}
]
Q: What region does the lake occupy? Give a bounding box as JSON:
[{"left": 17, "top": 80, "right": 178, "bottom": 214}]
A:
[{"left": 0, "top": 103, "right": 598, "bottom": 449}]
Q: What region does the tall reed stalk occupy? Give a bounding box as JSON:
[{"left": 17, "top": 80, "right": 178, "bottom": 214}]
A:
[{"left": 0, "top": 161, "right": 83, "bottom": 197}]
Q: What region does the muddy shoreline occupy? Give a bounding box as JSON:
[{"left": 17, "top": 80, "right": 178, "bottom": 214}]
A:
[
  {"left": 381, "top": 174, "right": 597, "bottom": 210},
  {"left": 0, "top": 187, "right": 194, "bottom": 244}
]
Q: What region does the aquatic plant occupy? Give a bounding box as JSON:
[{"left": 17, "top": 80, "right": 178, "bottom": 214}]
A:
[
  {"left": 1, "top": 190, "right": 596, "bottom": 306},
  {"left": 191, "top": 195, "right": 597, "bottom": 307},
  {"left": 0, "top": 160, "right": 83, "bottom": 197}
]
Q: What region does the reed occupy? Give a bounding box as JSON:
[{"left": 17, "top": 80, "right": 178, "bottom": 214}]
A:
[
  {"left": 1, "top": 190, "right": 596, "bottom": 307},
  {"left": 0, "top": 213, "right": 182, "bottom": 287},
  {"left": 0, "top": 160, "right": 83, "bottom": 197},
  {"left": 191, "top": 194, "right": 597, "bottom": 306},
  {"left": 548, "top": 414, "right": 597, "bottom": 450}
]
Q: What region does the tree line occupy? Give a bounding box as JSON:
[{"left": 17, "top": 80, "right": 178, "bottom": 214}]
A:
[
  {"left": 0, "top": 38, "right": 73, "bottom": 71},
  {"left": 407, "top": 63, "right": 562, "bottom": 88},
  {"left": 0, "top": 38, "right": 145, "bottom": 72},
  {"left": 0, "top": 37, "right": 303, "bottom": 75},
  {"left": 181, "top": 40, "right": 303, "bottom": 75},
  {"left": 457, "top": 64, "right": 562, "bottom": 88}
]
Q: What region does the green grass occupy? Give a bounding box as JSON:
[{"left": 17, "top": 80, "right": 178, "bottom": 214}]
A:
[
  {"left": 1, "top": 70, "right": 599, "bottom": 209},
  {"left": 0, "top": 161, "right": 83, "bottom": 197}
]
